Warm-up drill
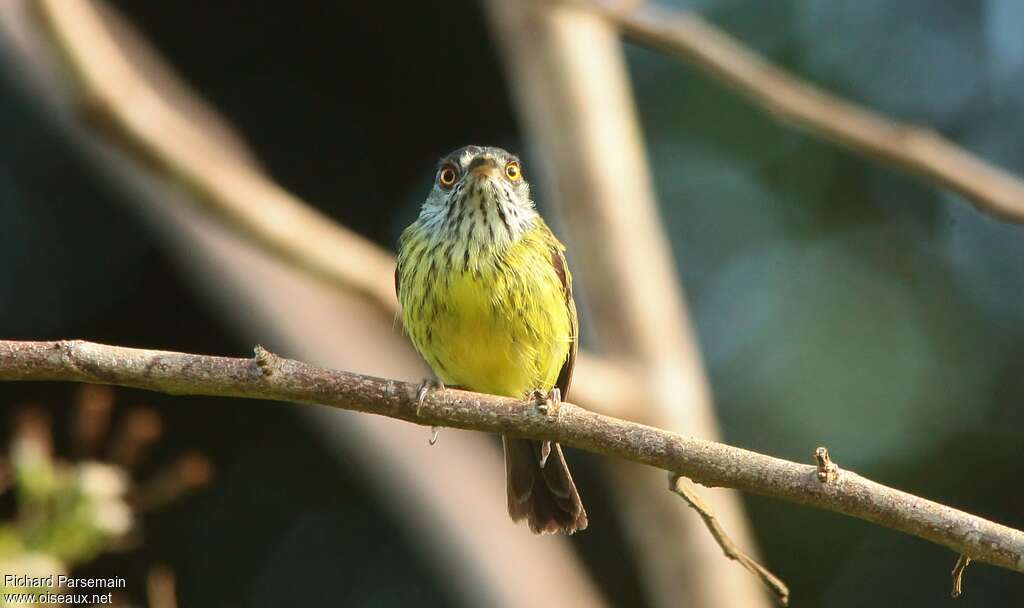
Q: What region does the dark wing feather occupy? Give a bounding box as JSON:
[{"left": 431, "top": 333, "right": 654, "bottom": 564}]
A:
[
  {"left": 550, "top": 244, "right": 578, "bottom": 400},
  {"left": 504, "top": 224, "right": 588, "bottom": 534}
]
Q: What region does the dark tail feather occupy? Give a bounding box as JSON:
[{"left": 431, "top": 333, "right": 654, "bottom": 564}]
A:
[{"left": 503, "top": 436, "right": 588, "bottom": 534}]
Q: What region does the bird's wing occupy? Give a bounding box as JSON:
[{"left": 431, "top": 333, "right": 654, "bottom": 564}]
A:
[{"left": 550, "top": 240, "right": 578, "bottom": 401}]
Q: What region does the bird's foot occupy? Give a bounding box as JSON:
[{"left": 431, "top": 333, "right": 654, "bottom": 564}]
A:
[
  {"left": 529, "top": 389, "right": 561, "bottom": 467},
  {"left": 530, "top": 387, "right": 562, "bottom": 419},
  {"left": 416, "top": 377, "right": 446, "bottom": 415},
  {"left": 539, "top": 441, "right": 552, "bottom": 468},
  {"left": 416, "top": 378, "right": 446, "bottom": 445}
]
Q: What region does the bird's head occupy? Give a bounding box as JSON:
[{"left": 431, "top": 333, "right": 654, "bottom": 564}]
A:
[{"left": 417, "top": 145, "right": 537, "bottom": 241}]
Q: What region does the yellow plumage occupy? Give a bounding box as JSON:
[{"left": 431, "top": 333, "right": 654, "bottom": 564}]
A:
[
  {"left": 397, "top": 220, "right": 573, "bottom": 398},
  {"left": 396, "top": 145, "right": 586, "bottom": 534}
]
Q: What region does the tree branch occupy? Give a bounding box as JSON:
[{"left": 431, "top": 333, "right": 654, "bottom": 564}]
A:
[
  {"left": 3, "top": 339, "right": 1024, "bottom": 579},
  {"left": 590, "top": 1, "right": 1024, "bottom": 224}
]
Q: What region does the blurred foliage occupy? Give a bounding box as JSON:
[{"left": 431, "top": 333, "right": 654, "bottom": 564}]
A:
[
  {"left": 0, "top": 390, "right": 213, "bottom": 605},
  {"left": 0, "top": 445, "right": 126, "bottom": 599},
  {"left": 2, "top": 443, "right": 132, "bottom": 569},
  {"left": 0, "top": 0, "right": 1022, "bottom": 606},
  {"left": 0, "top": 409, "right": 130, "bottom": 601}
]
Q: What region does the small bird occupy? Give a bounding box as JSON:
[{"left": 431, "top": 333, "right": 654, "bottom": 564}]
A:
[{"left": 396, "top": 145, "right": 587, "bottom": 534}]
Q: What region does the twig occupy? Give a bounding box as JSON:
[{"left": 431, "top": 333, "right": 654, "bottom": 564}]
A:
[
  {"left": 670, "top": 475, "right": 789, "bottom": 606},
  {"left": 589, "top": 1, "right": 1024, "bottom": 224},
  {"left": 2, "top": 339, "right": 1023, "bottom": 578},
  {"left": 814, "top": 446, "right": 838, "bottom": 483},
  {"left": 951, "top": 554, "right": 972, "bottom": 598}
]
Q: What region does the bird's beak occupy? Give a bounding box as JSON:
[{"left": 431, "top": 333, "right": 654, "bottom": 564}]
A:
[{"left": 468, "top": 156, "right": 500, "bottom": 179}]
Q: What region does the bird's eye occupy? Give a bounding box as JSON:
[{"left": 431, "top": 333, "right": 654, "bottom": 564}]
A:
[
  {"left": 438, "top": 163, "right": 459, "bottom": 189},
  {"left": 505, "top": 161, "right": 521, "bottom": 181}
]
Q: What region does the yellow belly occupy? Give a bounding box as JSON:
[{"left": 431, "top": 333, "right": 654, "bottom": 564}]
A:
[
  {"left": 427, "top": 271, "right": 568, "bottom": 397},
  {"left": 399, "top": 228, "right": 573, "bottom": 399}
]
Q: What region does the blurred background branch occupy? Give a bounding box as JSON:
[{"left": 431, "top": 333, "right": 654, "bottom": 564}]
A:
[
  {"left": 591, "top": 0, "right": 1024, "bottom": 223},
  {"left": 3, "top": 338, "right": 1024, "bottom": 584},
  {"left": 36, "top": 0, "right": 399, "bottom": 313}
]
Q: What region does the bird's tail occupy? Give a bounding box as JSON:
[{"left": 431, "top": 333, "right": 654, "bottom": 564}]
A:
[{"left": 503, "top": 436, "right": 588, "bottom": 534}]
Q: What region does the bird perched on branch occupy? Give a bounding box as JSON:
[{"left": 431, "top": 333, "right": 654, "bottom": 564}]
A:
[{"left": 396, "top": 145, "right": 587, "bottom": 534}]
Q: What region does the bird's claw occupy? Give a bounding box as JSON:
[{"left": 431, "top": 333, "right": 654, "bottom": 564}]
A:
[
  {"left": 416, "top": 377, "right": 446, "bottom": 416},
  {"left": 416, "top": 378, "right": 445, "bottom": 445},
  {"left": 531, "top": 387, "right": 561, "bottom": 419},
  {"left": 539, "top": 441, "right": 552, "bottom": 468}
]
